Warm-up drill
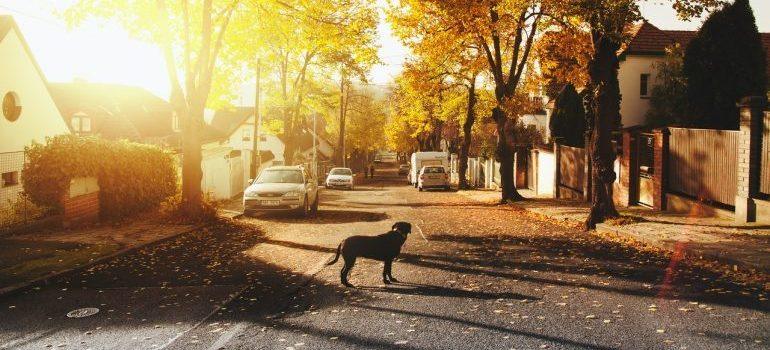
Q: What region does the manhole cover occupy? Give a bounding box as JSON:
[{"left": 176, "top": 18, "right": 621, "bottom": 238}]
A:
[{"left": 66, "top": 308, "right": 100, "bottom": 318}]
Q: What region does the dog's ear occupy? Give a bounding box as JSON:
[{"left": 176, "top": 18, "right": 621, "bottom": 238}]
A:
[{"left": 392, "top": 222, "right": 411, "bottom": 234}]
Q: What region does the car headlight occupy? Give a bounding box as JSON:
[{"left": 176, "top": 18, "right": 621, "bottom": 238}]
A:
[
  {"left": 284, "top": 191, "right": 300, "bottom": 197},
  {"left": 245, "top": 190, "right": 259, "bottom": 197}
]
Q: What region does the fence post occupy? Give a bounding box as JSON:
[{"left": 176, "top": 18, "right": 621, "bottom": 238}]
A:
[
  {"left": 652, "top": 128, "right": 670, "bottom": 211},
  {"left": 616, "top": 129, "right": 636, "bottom": 207},
  {"left": 553, "top": 139, "right": 561, "bottom": 199},
  {"left": 735, "top": 96, "right": 766, "bottom": 223}
]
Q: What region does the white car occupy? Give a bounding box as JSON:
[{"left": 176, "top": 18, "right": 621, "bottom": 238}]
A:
[
  {"left": 243, "top": 166, "right": 319, "bottom": 216},
  {"left": 418, "top": 165, "right": 450, "bottom": 191},
  {"left": 325, "top": 167, "right": 355, "bottom": 190}
]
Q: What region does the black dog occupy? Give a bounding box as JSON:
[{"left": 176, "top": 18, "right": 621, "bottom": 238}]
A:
[{"left": 327, "top": 222, "right": 412, "bottom": 287}]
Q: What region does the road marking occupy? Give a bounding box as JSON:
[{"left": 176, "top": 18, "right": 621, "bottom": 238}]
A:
[{"left": 414, "top": 223, "right": 428, "bottom": 242}]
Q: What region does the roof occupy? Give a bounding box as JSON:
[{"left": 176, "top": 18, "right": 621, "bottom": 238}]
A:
[
  {"left": 0, "top": 16, "right": 64, "bottom": 125},
  {"left": 210, "top": 107, "right": 254, "bottom": 137},
  {"left": 48, "top": 82, "right": 175, "bottom": 140},
  {"left": 622, "top": 21, "right": 770, "bottom": 77}
]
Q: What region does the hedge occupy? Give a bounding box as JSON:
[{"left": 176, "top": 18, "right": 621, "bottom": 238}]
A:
[{"left": 23, "top": 135, "right": 177, "bottom": 219}]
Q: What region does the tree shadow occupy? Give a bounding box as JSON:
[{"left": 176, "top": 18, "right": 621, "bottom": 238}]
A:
[
  {"left": 357, "top": 282, "right": 534, "bottom": 300},
  {"left": 246, "top": 210, "right": 389, "bottom": 224}
]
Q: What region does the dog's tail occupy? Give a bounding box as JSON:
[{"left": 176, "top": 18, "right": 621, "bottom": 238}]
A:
[{"left": 326, "top": 243, "right": 342, "bottom": 265}]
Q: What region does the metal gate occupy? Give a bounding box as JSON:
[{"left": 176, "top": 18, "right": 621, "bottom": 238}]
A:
[{"left": 636, "top": 133, "right": 655, "bottom": 207}]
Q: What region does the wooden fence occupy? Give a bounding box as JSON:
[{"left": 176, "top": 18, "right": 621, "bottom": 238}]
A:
[
  {"left": 558, "top": 144, "right": 585, "bottom": 193},
  {"left": 761, "top": 111, "right": 770, "bottom": 196},
  {"left": 667, "top": 128, "right": 738, "bottom": 206}
]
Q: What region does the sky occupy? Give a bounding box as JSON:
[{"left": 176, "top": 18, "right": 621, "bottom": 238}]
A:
[{"left": 1, "top": 0, "right": 769, "bottom": 101}]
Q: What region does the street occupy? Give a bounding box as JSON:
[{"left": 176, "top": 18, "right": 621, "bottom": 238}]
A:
[{"left": 1, "top": 168, "right": 768, "bottom": 350}]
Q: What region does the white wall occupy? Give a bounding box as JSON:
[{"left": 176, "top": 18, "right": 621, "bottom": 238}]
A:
[
  {"left": 618, "top": 55, "right": 662, "bottom": 127},
  {"left": 0, "top": 31, "right": 69, "bottom": 153},
  {"left": 536, "top": 150, "right": 555, "bottom": 196}
]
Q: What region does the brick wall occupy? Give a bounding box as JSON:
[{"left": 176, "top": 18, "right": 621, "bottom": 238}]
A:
[
  {"left": 652, "top": 128, "right": 669, "bottom": 211},
  {"left": 61, "top": 177, "right": 100, "bottom": 227}
]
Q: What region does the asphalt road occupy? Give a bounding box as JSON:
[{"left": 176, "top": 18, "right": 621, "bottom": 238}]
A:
[{"left": 1, "top": 169, "right": 768, "bottom": 350}]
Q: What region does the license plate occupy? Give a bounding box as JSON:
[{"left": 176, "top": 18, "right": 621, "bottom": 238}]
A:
[{"left": 262, "top": 200, "right": 280, "bottom": 206}]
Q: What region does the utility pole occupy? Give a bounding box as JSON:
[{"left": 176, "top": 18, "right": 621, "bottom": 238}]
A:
[
  {"left": 337, "top": 69, "right": 347, "bottom": 167},
  {"left": 250, "top": 58, "right": 262, "bottom": 180},
  {"left": 312, "top": 112, "right": 318, "bottom": 179}
]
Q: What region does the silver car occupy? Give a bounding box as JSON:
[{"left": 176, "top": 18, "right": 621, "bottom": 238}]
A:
[
  {"left": 243, "top": 166, "right": 319, "bottom": 216},
  {"left": 325, "top": 167, "right": 355, "bottom": 190}
]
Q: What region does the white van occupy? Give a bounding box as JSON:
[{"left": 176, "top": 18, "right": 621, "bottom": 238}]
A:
[{"left": 409, "top": 152, "right": 449, "bottom": 187}]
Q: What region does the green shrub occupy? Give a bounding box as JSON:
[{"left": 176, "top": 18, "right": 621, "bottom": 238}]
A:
[{"left": 23, "top": 135, "right": 177, "bottom": 219}]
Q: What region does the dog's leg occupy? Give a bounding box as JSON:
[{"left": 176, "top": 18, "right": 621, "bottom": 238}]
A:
[
  {"left": 382, "top": 260, "right": 391, "bottom": 284},
  {"left": 384, "top": 259, "right": 398, "bottom": 283},
  {"left": 341, "top": 257, "right": 356, "bottom": 287}
]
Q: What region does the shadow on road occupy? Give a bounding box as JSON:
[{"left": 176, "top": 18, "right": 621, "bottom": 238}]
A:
[
  {"left": 357, "top": 282, "right": 534, "bottom": 300},
  {"left": 246, "top": 210, "right": 389, "bottom": 224}
]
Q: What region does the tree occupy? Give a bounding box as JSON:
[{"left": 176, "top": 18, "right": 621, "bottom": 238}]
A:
[
  {"left": 551, "top": 0, "right": 720, "bottom": 229},
  {"left": 66, "top": 0, "right": 251, "bottom": 216},
  {"left": 549, "top": 83, "right": 586, "bottom": 146},
  {"left": 535, "top": 28, "right": 592, "bottom": 98},
  {"left": 249, "top": 0, "right": 378, "bottom": 165},
  {"left": 645, "top": 44, "right": 688, "bottom": 127},
  {"left": 391, "top": 0, "right": 549, "bottom": 202},
  {"left": 684, "top": 0, "right": 767, "bottom": 130}
]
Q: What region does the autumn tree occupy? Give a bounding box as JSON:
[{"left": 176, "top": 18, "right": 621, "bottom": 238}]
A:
[
  {"left": 248, "top": 0, "right": 378, "bottom": 165},
  {"left": 390, "top": 0, "right": 550, "bottom": 200},
  {"left": 65, "top": 0, "right": 254, "bottom": 216},
  {"left": 552, "top": 0, "right": 722, "bottom": 229}
]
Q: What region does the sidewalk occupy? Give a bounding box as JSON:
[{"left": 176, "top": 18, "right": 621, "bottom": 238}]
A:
[
  {"left": 458, "top": 189, "right": 770, "bottom": 275},
  {"left": 0, "top": 218, "right": 196, "bottom": 295}
]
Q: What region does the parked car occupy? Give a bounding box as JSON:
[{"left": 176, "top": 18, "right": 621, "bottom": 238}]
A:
[
  {"left": 325, "top": 167, "right": 355, "bottom": 190},
  {"left": 418, "top": 165, "right": 450, "bottom": 191},
  {"left": 398, "top": 164, "right": 410, "bottom": 176},
  {"left": 243, "top": 166, "right": 319, "bottom": 216},
  {"left": 409, "top": 151, "right": 449, "bottom": 187}
]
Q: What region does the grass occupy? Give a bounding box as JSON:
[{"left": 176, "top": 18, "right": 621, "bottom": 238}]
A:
[{"left": 0, "top": 239, "right": 119, "bottom": 287}]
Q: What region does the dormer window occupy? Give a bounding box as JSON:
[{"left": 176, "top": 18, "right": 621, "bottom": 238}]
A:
[{"left": 71, "top": 112, "right": 92, "bottom": 134}]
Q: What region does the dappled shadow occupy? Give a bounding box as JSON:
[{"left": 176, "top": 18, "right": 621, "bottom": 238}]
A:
[
  {"left": 259, "top": 231, "right": 769, "bottom": 312},
  {"left": 245, "top": 210, "right": 389, "bottom": 224}
]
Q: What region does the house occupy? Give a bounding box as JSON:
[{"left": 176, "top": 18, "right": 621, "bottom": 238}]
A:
[
  {"left": 0, "top": 16, "right": 69, "bottom": 207},
  {"left": 617, "top": 21, "right": 770, "bottom": 127},
  {"left": 48, "top": 82, "right": 179, "bottom": 147},
  {"left": 210, "top": 107, "right": 335, "bottom": 172}
]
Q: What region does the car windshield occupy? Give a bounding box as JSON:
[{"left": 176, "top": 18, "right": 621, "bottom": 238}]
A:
[
  {"left": 256, "top": 170, "right": 304, "bottom": 184},
  {"left": 423, "top": 167, "right": 445, "bottom": 174},
  {"left": 330, "top": 168, "right": 352, "bottom": 176}
]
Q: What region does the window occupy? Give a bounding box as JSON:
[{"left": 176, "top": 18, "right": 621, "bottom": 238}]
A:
[
  {"left": 71, "top": 113, "right": 92, "bottom": 133},
  {"left": 3, "top": 91, "right": 21, "bottom": 122},
  {"left": 2, "top": 171, "right": 19, "bottom": 188},
  {"left": 259, "top": 135, "right": 267, "bottom": 142},
  {"left": 640, "top": 74, "right": 650, "bottom": 98},
  {"left": 242, "top": 128, "right": 251, "bottom": 142}
]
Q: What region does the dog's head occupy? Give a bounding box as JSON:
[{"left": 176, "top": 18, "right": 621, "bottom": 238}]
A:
[{"left": 392, "top": 222, "right": 412, "bottom": 235}]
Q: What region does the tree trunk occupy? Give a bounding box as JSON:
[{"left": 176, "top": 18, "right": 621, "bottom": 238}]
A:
[
  {"left": 336, "top": 73, "right": 348, "bottom": 166},
  {"left": 492, "top": 107, "right": 524, "bottom": 202},
  {"left": 181, "top": 104, "right": 204, "bottom": 215},
  {"left": 458, "top": 82, "right": 477, "bottom": 190},
  {"left": 584, "top": 33, "right": 621, "bottom": 230}
]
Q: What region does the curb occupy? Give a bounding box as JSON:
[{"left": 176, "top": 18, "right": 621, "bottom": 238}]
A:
[
  {"left": 0, "top": 223, "right": 207, "bottom": 298},
  {"left": 595, "top": 222, "right": 766, "bottom": 274}
]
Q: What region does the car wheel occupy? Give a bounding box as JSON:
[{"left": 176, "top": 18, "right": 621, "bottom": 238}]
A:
[
  {"left": 418, "top": 186, "right": 423, "bottom": 192},
  {"left": 445, "top": 185, "right": 451, "bottom": 191}
]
